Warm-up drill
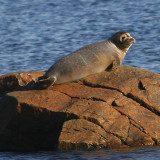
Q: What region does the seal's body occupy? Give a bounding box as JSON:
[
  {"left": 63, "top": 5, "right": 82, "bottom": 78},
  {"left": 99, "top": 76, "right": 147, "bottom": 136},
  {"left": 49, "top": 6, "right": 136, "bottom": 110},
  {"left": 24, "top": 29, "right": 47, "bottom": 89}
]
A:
[
  {"left": 35, "top": 31, "right": 135, "bottom": 89},
  {"left": 44, "top": 41, "right": 122, "bottom": 84}
]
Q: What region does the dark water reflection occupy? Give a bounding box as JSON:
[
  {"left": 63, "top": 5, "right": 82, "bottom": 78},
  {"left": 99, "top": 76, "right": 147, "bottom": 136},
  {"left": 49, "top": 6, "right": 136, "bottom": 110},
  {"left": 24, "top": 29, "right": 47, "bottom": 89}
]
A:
[{"left": 1, "top": 147, "right": 160, "bottom": 160}]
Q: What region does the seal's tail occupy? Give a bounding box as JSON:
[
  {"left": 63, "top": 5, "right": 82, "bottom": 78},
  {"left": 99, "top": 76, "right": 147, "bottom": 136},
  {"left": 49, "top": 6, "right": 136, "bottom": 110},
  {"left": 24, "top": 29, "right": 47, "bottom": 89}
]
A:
[
  {"left": 24, "top": 76, "right": 56, "bottom": 90},
  {"left": 33, "top": 76, "right": 56, "bottom": 89}
]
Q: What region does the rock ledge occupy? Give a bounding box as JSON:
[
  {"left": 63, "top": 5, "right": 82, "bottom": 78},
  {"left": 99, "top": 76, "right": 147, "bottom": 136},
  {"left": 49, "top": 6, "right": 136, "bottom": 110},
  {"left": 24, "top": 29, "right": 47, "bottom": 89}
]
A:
[{"left": 0, "top": 66, "right": 160, "bottom": 151}]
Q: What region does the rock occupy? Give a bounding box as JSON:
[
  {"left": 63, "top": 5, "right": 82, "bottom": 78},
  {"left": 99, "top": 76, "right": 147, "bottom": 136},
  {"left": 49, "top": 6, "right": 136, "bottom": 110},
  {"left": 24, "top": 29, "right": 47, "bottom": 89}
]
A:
[
  {"left": 0, "top": 71, "right": 44, "bottom": 95},
  {"left": 0, "top": 66, "right": 160, "bottom": 151}
]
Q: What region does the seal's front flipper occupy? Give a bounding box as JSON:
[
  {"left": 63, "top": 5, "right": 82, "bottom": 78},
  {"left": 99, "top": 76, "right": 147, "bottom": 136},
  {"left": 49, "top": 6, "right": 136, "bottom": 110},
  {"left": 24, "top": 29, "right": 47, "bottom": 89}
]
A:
[
  {"left": 111, "top": 60, "right": 118, "bottom": 70},
  {"left": 34, "top": 76, "right": 57, "bottom": 89},
  {"left": 105, "top": 60, "right": 117, "bottom": 71}
]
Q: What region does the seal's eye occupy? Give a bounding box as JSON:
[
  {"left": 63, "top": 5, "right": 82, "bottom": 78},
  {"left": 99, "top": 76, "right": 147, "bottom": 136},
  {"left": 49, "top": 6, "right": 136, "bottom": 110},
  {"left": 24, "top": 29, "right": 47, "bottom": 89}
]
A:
[{"left": 120, "top": 35, "right": 127, "bottom": 42}]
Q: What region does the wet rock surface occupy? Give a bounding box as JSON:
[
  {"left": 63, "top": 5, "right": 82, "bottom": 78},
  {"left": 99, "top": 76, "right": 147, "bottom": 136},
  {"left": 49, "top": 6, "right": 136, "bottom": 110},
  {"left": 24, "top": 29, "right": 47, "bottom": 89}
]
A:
[{"left": 0, "top": 66, "right": 160, "bottom": 151}]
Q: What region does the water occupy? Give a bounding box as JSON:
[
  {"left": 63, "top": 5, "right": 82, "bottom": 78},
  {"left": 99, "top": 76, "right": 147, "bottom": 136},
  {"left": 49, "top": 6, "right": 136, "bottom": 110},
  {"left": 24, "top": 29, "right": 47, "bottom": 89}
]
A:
[
  {"left": 1, "top": 147, "right": 160, "bottom": 160},
  {"left": 0, "top": 0, "right": 160, "bottom": 159},
  {"left": 0, "top": 0, "right": 159, "bottom": 75}
]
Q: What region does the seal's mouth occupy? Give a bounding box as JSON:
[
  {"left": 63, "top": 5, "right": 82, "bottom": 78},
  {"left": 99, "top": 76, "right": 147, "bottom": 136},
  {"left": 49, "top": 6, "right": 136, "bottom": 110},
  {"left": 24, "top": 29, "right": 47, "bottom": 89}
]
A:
[{"left": 123, "top": 37, "right": 136, "bottom": 49}]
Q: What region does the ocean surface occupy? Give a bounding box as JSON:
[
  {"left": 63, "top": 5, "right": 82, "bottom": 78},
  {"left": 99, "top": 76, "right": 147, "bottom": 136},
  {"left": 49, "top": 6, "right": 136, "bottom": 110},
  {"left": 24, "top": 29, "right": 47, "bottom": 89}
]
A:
[
  {"left": 1, "top": 147, "right": 160, "bottom": 160},
  {"left": 0, "top": 0, "right": 160, "bottom": 159}
]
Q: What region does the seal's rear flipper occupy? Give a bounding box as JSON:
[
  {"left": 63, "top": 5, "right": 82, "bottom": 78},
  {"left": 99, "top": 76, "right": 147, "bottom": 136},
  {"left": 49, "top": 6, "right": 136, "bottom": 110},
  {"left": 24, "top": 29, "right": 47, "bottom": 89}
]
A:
[{"left": 34, "top": 76, "right": 57, "bottom": 89}]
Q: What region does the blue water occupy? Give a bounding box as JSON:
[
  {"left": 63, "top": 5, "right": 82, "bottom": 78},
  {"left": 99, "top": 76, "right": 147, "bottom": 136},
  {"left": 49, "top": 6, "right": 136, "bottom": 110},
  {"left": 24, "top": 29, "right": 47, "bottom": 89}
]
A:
[
  {"left": 0, "top": 0, "right": 160, "bottom": 159},
  {"left": 0, "top": 0, "right": 159, "bottom": 75}
]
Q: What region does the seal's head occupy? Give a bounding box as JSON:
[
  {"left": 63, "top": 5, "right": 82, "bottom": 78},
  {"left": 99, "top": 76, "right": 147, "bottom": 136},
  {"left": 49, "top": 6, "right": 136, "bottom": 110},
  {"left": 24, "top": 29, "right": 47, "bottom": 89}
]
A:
[{"left": 109, "top": 31, "right": 136, "bottom": 53}]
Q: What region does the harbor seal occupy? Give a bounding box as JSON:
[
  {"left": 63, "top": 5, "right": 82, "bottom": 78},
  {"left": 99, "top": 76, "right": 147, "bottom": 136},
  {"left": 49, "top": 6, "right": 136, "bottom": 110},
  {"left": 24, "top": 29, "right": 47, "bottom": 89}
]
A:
[{"left": 34, "top": 31, "right": 135, "bottom": 89}]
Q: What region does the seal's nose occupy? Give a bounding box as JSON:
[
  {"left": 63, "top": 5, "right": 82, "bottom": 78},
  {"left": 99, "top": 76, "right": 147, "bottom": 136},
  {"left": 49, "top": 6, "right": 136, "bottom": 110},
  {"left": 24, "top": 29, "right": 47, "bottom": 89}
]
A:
[{"left": 130, "top": 37, "right": 136, "bottom": 43}]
